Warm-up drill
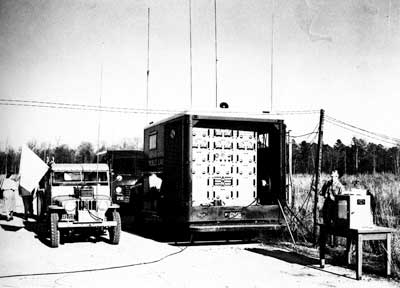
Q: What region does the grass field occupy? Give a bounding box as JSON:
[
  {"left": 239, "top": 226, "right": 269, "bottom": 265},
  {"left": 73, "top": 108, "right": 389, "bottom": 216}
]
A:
[{"left": 291, "top": 173, "right": 400, "bottom": 277}]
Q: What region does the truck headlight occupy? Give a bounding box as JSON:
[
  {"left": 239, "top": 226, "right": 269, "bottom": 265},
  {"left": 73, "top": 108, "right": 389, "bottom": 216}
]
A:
[
  {"left": 98, "top": 200, "right": 109, "bottom": 211},
  {"left": 115, "top": 186, "right": 122, "bottom": 194},
  {"left": 63, "top": 201, "right": 76, "bottom": 213}
]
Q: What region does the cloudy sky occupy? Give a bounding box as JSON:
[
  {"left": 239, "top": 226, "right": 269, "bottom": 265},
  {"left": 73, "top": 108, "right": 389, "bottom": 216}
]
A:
[{"left": 0, "top": 0, "right": 399, "bottom": 149}]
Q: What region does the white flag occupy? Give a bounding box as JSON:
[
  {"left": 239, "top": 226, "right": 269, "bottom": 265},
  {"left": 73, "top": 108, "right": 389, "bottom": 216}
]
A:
[{"left": 19, "top": 145, "right": 49, "bottom": 192}]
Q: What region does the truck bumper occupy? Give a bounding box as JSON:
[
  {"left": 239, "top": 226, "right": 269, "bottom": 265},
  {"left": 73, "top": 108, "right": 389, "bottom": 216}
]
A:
[
  {"left": 58, "top": 220, "right": 117, "bottom": 229},
  {"left": 189, "top": 222, "right": 285, "bottom": 233}
]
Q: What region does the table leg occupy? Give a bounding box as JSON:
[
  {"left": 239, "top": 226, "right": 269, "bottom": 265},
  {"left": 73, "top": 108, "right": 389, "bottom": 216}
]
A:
[
  {"left": 386, "top": 233, "right": 391, "bottom": 276},
  {"left": 356, "top": 234, "right": 363, "bottom": 280}
]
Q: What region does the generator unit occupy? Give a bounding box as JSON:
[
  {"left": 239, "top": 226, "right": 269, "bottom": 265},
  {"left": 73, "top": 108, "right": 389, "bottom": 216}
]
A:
[
  {"left": 140, "top": 113, "right": 287, "bottom": 235},
  {"left": 334, "top": 192, "right": 374, "bottom": 229}
]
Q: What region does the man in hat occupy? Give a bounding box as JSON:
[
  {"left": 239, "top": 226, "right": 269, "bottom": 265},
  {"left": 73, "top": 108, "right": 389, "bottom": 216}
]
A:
[
  {"left": 1, "top": 172, "right": 18, "bottom": 221},
  {"left": 321, "top": 170, "right": 344, "bottom": 227}
]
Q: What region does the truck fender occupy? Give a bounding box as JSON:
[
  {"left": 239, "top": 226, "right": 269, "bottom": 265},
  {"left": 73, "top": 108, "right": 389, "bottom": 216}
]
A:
[
  {"left": 109, "top": 204, "right": 120, "bottom": 209},
  {"left": 48, "top": 205, "right": 65, "bottom": 211}
]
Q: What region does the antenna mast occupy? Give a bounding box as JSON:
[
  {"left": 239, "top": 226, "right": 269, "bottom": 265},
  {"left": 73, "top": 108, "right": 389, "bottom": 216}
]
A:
[
  {"left": 96, "top": 50, "right": 104, "bottom": 194},
  {"left": 189, "top": 0, "right": 193, "bottom": 109},
  {"left": 214, "top": 0, "right": 218, "bottom": 108},
  {"left": 146, "top": 8, "right": 150, "bottom": 119},
  {"left": 270, "top": 0, "right": 274, "bottom": 112}
]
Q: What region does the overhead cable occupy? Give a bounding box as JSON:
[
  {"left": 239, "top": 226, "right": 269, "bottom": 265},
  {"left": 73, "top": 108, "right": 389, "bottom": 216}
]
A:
[
  {"left": 0, "top": 98, "right": 320, "bottom": 117},
  {"left": 326, "top": 115, "right": 400, "bottom": 144},
  {"left": 325, "top": 119, "right": 399, "bottom": 146},
  {"left": 291, "top": 131, "right": 317, "bottom": 138}
]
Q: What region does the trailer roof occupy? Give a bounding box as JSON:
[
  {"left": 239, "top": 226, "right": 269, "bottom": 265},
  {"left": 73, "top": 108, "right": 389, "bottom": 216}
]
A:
[
  {"left": 145, "top": 111, "right": 284, "bottom": 129},
  {"left": 52, "top": 163, "right": 109, "bottom": 172}
]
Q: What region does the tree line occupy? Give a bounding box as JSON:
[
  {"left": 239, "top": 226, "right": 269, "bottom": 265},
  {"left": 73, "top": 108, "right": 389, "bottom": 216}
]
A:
[
  {"left": 0, "top": 138, "right": 141, "bottom": 174},
  {"left": 1, "top": 137, "right": 399, "bottom": 175},
  {"left": 292, "top": 137, "right": 400, "bottom": 175}
]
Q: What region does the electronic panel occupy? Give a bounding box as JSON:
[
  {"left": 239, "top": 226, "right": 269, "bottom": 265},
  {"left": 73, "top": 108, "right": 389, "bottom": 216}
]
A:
[
  {"left": 191, "top": 127, "right": 257, "bottom": 206},
  {"left": 336, "top": 194, "right": 374, "bottom": 229}
]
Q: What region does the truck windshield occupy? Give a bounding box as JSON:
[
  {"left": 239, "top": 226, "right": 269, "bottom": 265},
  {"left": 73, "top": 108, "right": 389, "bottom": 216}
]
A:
[
  {"left": 113, "top": 158, "right": 145, "bottom": 176},
  {"left": 54, "top": 172, "right": 81, "bottom": 183},
  {"left": 53, "top": 171, "right": 108, "bottom": 185},
  {"left": 83, "top": 172, "right": 108, "bottom": 184}
]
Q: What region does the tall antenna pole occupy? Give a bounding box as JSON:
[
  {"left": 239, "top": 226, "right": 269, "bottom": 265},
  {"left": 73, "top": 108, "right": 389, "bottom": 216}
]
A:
[
  {"left": 96, "top": 50, "right": 104, "bottom": 193},
  {"left": 270, "top": 0, "right": 274, "bottom": 112},
  {"left": 214, "top": 0, "right": 218, "bottom": 108},
  {"left": 97, "top": 61, "right": 103, "bottom": 152},
  {"left": 146, "top": 8, "right": 150, "bottom": 119},
  {"left": 189, "top": 0, "right": 193, "bottom": 109},
  {"left": 388, "top": 0, "right": 392, "bottom": 35}
]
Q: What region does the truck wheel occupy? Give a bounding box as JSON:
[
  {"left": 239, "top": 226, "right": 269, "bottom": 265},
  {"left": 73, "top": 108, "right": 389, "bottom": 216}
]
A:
[
  {"left": 50, "top": 213, "right": 60, "bottom": 248},
  {"left": 109, "top": 211, "right": 121, "bottom": 245}
]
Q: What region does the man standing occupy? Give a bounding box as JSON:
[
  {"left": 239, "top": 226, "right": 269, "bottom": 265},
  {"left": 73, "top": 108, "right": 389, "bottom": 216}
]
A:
[
  {"left": 321, "top": 170, "right": 344, "bottom": 227},
  {"left": 1, "top": 173, "right": 18, "bottom": 221}
]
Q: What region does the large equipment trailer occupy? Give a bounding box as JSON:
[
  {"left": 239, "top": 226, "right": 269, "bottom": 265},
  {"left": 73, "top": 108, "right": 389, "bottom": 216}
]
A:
[{"left": 140, "top": 113, "right": 287, "bottom": 237}]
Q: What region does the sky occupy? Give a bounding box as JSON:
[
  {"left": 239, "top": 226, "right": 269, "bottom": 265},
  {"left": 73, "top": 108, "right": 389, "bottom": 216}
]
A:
[{"left": 0, "top": 0, "right": 400, "bottom": 150}]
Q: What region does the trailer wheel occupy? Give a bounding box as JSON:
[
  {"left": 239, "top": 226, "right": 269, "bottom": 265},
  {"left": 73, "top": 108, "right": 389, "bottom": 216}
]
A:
[
  {"left": 50, "top": 212, "right": 60, "bottom": 248},
  {"left": 109, "top": 210, "right": 121, "bottom": 245}
]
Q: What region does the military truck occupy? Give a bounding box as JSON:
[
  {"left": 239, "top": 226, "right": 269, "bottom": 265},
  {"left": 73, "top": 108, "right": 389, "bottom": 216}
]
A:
[
  {"left": 100, "top": 150, "right": 146, "bottom": 207},
  {"left": 39, "top": 163, "right": 121, "bottom": 247}
]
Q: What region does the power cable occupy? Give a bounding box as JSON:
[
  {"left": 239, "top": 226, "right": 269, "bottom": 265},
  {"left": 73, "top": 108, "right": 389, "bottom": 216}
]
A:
[
  {"left": 326, "top": 115, "right": 400, "bottom": 142},
  {"left": 326, "top": 115, "right": 400, "bottom": 144},
  {"left": 290, "top": 131, "right": 317, "bottom": 138},
  {"left": 271, "top": 110, "right": 320, "bottom": 115},
  {"left": 325, "top": 119, "right": 399, "bottom": 146},
  {"left": 0, "top": 99, "right": 177, "bottom": 115},
  {"left": 0, "top": 98, "right": 321, "bottom": 117},
  {"left": 0, "top": 246, "right": 187, "bottom": 279}
]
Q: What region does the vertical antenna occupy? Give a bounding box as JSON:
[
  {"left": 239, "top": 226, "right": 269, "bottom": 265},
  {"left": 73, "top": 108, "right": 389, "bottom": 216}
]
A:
[
  {"left": 189, "top": 0, "right": 193, "bottom": 109},
  {"left": 146, "top": 8, "right": 150, "bottom": 119},
  {"left": 97, "top": 62, "right": 103, "bottom": 148},
  {"left": 96, "top": 54, "right": 103, "bottom": 193},
  {"left": 270, "top": 0, "right": 274, "bottom": 112},
  {"left": 214, "top": 0, "right": 218, "bottom": 108},
  {"left": 388, "top": 0, "right": 392, "bottom": 37}
]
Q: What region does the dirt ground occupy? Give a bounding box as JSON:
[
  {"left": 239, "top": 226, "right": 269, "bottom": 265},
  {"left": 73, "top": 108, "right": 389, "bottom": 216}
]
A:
[{"left": 0, "top": 198, "right": 399, "bottom": 288}]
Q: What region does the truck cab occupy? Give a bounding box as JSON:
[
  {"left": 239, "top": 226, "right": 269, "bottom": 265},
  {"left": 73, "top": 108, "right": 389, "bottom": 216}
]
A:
[
  {"left": 41, "top": 163, "right": 121, "bottom": 247},
  {"left": 100, "top": 150, "right": 146, "bottom": 208}
]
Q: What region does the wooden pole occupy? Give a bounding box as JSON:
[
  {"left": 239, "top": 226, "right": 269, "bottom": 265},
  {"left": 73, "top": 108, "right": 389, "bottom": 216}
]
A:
[
  {"left": 313, "top": 109, "right": 325, "bottom": 243},
  {"left": 287, "top": 131, "right": 293, "bottom": 208}
]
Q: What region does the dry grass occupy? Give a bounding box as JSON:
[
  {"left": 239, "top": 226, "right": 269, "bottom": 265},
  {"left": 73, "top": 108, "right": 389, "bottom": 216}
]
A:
[{"left": 290, "top": 173, "right": 400, "bottom": 278}]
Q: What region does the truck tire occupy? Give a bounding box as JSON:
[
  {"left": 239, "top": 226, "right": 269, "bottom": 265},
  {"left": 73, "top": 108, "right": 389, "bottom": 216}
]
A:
[
  {"left": 50, "top": 212, "right": 60, "bottom": 248},
  {"left": 109, "top": 210, "right": 121, "bottom": 245}
]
